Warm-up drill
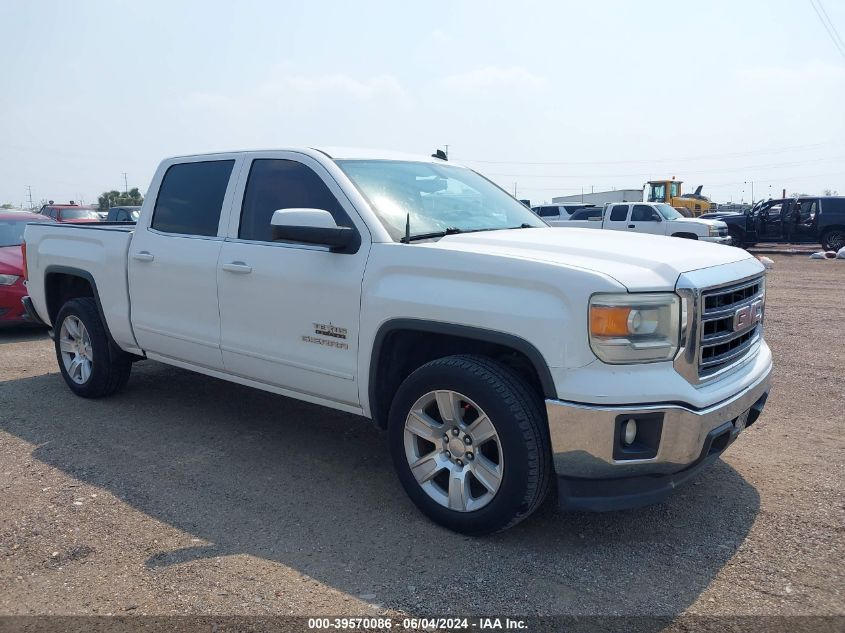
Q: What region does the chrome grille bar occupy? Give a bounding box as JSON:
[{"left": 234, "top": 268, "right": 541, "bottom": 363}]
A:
[{"left": 697, "top": 275, "right": 765, "bottom": 378}]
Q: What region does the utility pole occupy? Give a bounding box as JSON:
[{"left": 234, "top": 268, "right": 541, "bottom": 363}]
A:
[
  {"left": 122, "top": 172, "right": 128, "bottom": 195},
  {"left": 26, "top": 186, "right": 33, "bottom": 210},
  {"left": 445, "top": 145, "right": 449, "bottom": 159},
  {"left": 513, "top": 182, "right": 517, "bottom": 197},
  {"left": 744, "top": 180, "right": 754, "bottom": 203}
]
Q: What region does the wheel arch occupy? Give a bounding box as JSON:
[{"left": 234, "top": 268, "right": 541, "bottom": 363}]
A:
[
  {"left": 44, "top": 266, "right": 115, "bottom": 346},
  {"left": 368, "top": 319, "right": 556, "bottom": 429},
  {"left": 821, "top": 224, "right": 845, "bottom": 247}
]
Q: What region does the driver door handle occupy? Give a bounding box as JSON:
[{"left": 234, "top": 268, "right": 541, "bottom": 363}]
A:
[
  {"left": 221, "top": 261, "right": 253, "bottom": 274},
  {"left": 628, "top": 224, "right": 636, "bottom": 228},
  {"left": 133, "top": 251, "right": 155, "bottom": 262}
]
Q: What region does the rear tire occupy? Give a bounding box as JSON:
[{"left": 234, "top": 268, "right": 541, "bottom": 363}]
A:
[
  {"left": 388, "top": 354, "right": 551, "bottom": 535},
  {"left": 821, "top": 229, "right": 845, "bottom": 252},
  {"left": 54, "top": 298, "right": 132, "bottom": 398}
]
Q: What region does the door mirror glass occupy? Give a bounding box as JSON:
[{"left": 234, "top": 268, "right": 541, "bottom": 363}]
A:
[{"left": 270, "top": 208, "right": 355, "bottom": 252}]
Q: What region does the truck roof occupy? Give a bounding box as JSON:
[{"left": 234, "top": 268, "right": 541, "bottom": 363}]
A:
[{"left": 163, "top": 147, "right": 459, "bottom": 166}]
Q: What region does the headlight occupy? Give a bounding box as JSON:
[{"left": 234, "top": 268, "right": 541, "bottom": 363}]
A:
[
  {"left": 0, "top": 274, "right": 20, "bottom": 285},
  {"left": 709, "top": 226, "right": 720, "bottom": 236},
  {"left": 589, "top": 293, "right": 681, "bottom": 363}
]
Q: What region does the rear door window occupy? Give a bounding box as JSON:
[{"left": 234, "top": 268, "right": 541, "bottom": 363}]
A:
[
  {"left": 535, "top": 206, "right": 560, "bottom": 218},
  {"left": 609, "top": 205, "right": 628, "bottom": 221},
  {"left": 151, "top": 160, "right": 235, "bottom": 236}
]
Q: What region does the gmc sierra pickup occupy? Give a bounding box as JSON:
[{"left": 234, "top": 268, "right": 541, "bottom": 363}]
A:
[{"left": 23, "top": 148, "right": 772, "bottom": 534}]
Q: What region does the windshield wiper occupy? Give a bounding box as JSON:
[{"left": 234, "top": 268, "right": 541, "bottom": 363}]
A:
[
  {"left": 401, "top": 226, "right": 464, "bottom": 243},
  {"left": 400, "top": 223, "right": 536, "bottom": 243}
]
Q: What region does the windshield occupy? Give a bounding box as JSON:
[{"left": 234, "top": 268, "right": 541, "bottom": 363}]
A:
[
  {"left": 655, "top": 203, "right": 683, "bottom": 220},
  {"left": 0, "top": 218, "right": 47, "bottom": 247},
  {"left": 60, "top": 208, "right": 100, "bottom": 220},
  {"left": 647, "top": 183, "right": 666, "bottom": 202},
  {"left": 335, "top": 160, "right": 546, "bottom": 241}
]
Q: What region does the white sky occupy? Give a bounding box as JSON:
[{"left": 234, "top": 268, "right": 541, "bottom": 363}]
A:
[{"left": 2, "top": 0, "right": 844, "bottom": 207}]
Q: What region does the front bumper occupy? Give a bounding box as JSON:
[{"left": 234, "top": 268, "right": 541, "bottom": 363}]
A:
[
  {"left": 700, "top": 235, "right": 732, "bottom": 244},
  {"left": 546, "top": 364, "right": 771, "bottom": 511}
]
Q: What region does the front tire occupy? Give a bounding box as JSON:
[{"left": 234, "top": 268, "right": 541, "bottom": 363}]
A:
[
  {"left": 728, "top": 227, "right": 745, "bottom": 247},
  {"left": 388, "top": 355, "right": 551, "bottom": 535},
  {"left": 54, "top": 298, "right": 132, "bottom": 398}
]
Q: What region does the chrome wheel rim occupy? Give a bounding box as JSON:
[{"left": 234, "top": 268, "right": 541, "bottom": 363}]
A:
[
  {"left": 59, "top": 316, "right": 93, "bottom": 384},
  {"left": 403, "top": 390, "right": 504, "bottom": 512},
  {"left": 829, "top": 231, "right": 845, "bottom": 251}
]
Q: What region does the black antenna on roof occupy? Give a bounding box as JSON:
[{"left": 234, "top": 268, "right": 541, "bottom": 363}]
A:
[
  {"left": 404, "top": 212, "right": 411, "bottom": 244},
  {"left": 431, "top": 149, "right": 448, "bottom": 161}
]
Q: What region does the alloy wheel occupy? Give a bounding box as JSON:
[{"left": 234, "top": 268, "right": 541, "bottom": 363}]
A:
[{"left": 403, "top": 390, "right": 504, "bottom": 512}]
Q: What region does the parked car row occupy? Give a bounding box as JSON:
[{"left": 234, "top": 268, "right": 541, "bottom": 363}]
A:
[{"left": 35, "top": 202, "right": 142, "bottom": 224}]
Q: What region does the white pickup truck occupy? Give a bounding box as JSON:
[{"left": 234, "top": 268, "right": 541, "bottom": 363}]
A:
[
  {"left": 553, "top": 201, "right": 731, "bottom": 243},
  {"left": 23, "top": 148, "right": 771, "bottom": 534}
]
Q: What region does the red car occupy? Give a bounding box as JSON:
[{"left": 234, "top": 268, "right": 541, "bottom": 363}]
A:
[
  {"left": 0, "top": 211, "right": 53, "bottom": 326},
  {"left": 39, "top": 203, "right": 102, "bottom": 223}
]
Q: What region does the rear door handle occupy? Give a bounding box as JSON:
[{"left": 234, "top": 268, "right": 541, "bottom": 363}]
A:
[
  {"left": 221, "top": 261, "right": 252, "bottom": 274},
  {"left": 628, "top": 224, "right": 636, "bottom": 228},
  {"left": 133, "top": 251, "right": 155, "bottom": 262}
]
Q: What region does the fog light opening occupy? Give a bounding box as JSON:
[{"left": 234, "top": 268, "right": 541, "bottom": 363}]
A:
[{"left": 623, "top": 419, "right": 637, "bottom": 446}]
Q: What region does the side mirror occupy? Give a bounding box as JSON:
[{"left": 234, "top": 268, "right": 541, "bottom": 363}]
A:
[{"left": 270, "top": 208, "right": 356, "bottom": 252}]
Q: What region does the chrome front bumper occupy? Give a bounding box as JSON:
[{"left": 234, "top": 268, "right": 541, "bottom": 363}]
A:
[
  {"left": 546, "top": 364, "right": 771, "bottom": 484},
  {"left": 700, "top": 235, "right": 732, "bottom": 244}
]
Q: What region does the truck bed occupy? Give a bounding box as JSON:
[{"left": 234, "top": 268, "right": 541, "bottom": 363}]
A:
[{"left": 24, "top": 222, "right": 140, "bottom": 354}]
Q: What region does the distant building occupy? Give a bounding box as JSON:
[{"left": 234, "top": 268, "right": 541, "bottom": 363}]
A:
[{"left": 552, "top": 189, "right": 643, "bottom": 205}]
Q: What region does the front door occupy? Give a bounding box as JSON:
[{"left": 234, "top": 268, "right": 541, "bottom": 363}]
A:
[
  {"left": 217, "top": 154, "right": 370, "bottom": 407},
  {"left": 128, "top": 158, "right": 240, "bottom": 370},
  {"left": 628, "top": 204, "right": 666, "bottom": 235}
]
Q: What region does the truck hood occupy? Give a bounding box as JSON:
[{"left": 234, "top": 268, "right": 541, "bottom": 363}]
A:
[{"left": 427, "top": 227, "right": 753, "bottom": 291}]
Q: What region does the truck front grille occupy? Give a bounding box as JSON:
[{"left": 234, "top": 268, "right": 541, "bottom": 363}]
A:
[{"left": 698, "top": 276, "right": 764, "bottom": 378}]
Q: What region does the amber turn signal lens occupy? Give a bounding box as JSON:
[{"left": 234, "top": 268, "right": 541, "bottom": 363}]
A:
[{"left": 590, "top": 305, "right": 632, "bottom": 337}]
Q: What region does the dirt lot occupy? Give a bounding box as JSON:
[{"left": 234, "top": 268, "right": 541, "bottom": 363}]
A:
[{"left": 0, "top": 255, "right": 842, "bottom": 621}]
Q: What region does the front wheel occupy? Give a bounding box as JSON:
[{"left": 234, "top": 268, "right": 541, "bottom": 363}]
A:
[
  {"left": 54, "top": 298, "right": 132, "bottom": 398},
  {"left": 821, "top": 229, "right": 845, "bottom": 252},
  {"left": 728, "top": 227, "right": 745, "bottom": 247},
  {"left": 388, "top": 355, "right": 551, "bottom": 535}
]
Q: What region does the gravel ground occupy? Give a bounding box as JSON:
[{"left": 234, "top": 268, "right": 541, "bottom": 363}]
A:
[{"left": 0, "top": 255, "right": 842, "bottom": 620}]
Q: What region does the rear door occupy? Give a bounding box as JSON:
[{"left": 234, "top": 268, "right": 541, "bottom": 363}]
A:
[
  {"left": 217, "top": 152, "right": 370, "bottom": 407},
  {"left": 128, "top": 157, "right": 242, "bottom": 370},
  {"left": 603, "top": 204, "right": 630, "bottom": 231},
  {"left": 794, "top": 198, "right": 819, "bottom": 243}
]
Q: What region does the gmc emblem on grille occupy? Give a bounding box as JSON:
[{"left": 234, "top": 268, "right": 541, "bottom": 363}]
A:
[{"left": 733, "top": 300, "right": 763, "bottom": 332}]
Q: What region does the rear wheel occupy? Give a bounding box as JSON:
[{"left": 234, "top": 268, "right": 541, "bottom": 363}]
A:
[
  {"left": 821, "top": 229, "right": 845, "bottom": 252},
  {"left": 54, "top": 298, "right": 132, "bottom": 398},
  {"left": 388, "top": 355, "right": 551, "bottom": 535}
]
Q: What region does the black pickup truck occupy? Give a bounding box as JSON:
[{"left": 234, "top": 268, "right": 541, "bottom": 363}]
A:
[{"left": 701, "top": 196, "right": 845, "bottom": 251}]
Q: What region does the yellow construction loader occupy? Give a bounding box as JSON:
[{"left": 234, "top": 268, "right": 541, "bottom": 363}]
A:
[{"left": 645, "top": 179, "right": 712, "bottom": 216}]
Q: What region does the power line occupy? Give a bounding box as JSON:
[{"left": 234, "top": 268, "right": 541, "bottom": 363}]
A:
[
  {"left": 454, "top": 142, "right": 839, "bottom": 166},
  {"left": 482, "top": 155, "right": 845, "bottom": 180},
  {"left": 809, "top": 0, "right": 845, "bottom": 59},
  {"left": 816, "top": 0, "right": 845, "bottom": 51}
]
